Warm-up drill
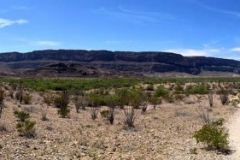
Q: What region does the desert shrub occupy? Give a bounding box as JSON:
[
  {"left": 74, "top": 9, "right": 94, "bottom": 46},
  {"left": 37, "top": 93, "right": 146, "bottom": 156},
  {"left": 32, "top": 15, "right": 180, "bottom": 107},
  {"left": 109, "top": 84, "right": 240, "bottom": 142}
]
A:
[
  {"left": 23, "top": 94, "right": 32, "bottom": 104},
  {"left": 100, "top": 109, "right": 109, "bottom": 118},
  {"left": 54, "top": 90, "right": 69, "bottom": 108},
  {"left": 186, "top": 84, "right": 209, "bottom": 95},
  {"left": 16, "top": 84, "right": 24, "bottom": 103},
  {"left": 105, "top": 95, "right": 118, "bottom": 124},
  {"left": 57, "top": 107, "right": 70, "bottom": 118},
  {"left": 116, "top": 88, "right": 132, "bottom": 109},
  {"left": 43, "top": 94, "right": 54, "bottom": 106},
  {"left": 174, "top": 83, "right": 184, "bottom": 94},
  {"left": 208, "top": 93, "right": 213, "bottom": 107},
  {"left": 55, "top": 90, "right": 70, "bottom": 118},
  {"left": 123, "top": 106, "right": 135, "bottom": 128},
  {"left": 74, "top": 90, "right": 87, "bottom": 113},
  {"left": 14, "top": 110, "right": 30, "bottom": 122},
  {"left": 196, "top": 105, "right": 211, "bottom": 124},
  {"left": 108, "top": 107, "right": 114, "bottom": 124},
  {"left": 129, "top": 90, "right": 146, "bottom": 109},
  {"left": 173, "top": 94, "right": 184, "bottom": 101},
  {"left": 8, "top": 83, "right": 15, "bottom": 98},
  {"left": 16, "top": 120, "right": 36, "bottom": 138},
  {"left": 88, "top": 93, "right": 108, "bottom": 107},
  {"left": 13, "top": 110, "right": 36, "bottom": 138},
  {"left": 218, "top": 90, "right": 229, "bottom": 105},
  {"left": 41, "top": 106, "right": 48, "bottom": 121},
  {"left": 193, "top": 120, "right": 230, "bottom": 154},
  {"left": 154, "top": 86, "right": 169, "bottom": 98},
  {"left": 91, "top": 107, "right": 98, "bottom": 120},
  {"left": 148, "top": 96, "right": 161, "bottom": 109}
]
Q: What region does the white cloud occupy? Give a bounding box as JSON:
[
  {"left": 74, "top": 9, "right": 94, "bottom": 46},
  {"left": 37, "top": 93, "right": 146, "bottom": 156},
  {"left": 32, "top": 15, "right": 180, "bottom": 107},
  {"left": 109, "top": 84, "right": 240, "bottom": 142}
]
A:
[
  {"left": 165, "top": 48, "right": 221, "bottom": 57},
  {"left": 35, "top": 41, "right": 59, "bottom": 46},
  {"left": 230, "top": 47, "right": 240, "bottom": 52},
  {"left": 196, "top": 1, "right": 240, "bottom": 18},
  {"left": 0, "top": 18, "right": 28, "bottom": 28},
  {"left": 94, "top": 6, "right": 175, "bottom": 24}
]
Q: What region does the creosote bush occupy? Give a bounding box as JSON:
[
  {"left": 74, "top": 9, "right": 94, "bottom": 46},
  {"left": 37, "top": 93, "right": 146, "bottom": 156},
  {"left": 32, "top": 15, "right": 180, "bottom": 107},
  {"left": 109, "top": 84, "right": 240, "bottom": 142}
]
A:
[
  {"left": 14, "top": 110, "right": 30, "bottom": 122},
  {"left": 194, "top": 119, "right": 230, "bottom": 154},
  {"left": 148, "top": 96, "right": 161, "bottom": 109},
  {"left": 154, "top": 86, "right": 169, "bottom": 99},
  {"left": 13, "top": 110, "right": 36, "bottom": 138},
  {"left": 16, "top": 84, "right": 24, "bottom": 103},
  {"left": 55, "top": 90, "right": 70, "bottom": 118},
  {"left": 43, "top": 94, "right": 54, "bottom": 106},
  {"left": 16, "top": 120, "right": 36, "bottom": 138},
  {"left": 74, "top": 90, "right": 86, "bottom": 113}
]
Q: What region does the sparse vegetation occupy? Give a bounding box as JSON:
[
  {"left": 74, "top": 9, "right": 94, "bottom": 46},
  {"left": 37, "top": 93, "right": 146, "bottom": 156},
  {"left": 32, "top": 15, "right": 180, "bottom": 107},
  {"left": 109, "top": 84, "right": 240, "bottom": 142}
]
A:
[
  {"left": 194, "top": 119, "right": 230, "bottom": 154},
  {"left": 219, "top": 90, "right": 229, "bottom": 105},
  {"left": 14, "top": 110, "right": 30, "bottom": 122},
  {"left": 14, "top": 110, "right": 36, "bottom": 138},
  {"left": 16, "top": 84, "right": 24, "bottom": 103},
  {"left": 55, "top": 90, "right": 70, "bottom": 118},
  {"left": 0, "top": 77, "right": 239, "bottom": 159},
  {"left": 74, "top": 90, "right": 86, "bottom": 113},
  {"left": 123, "top": 106, "right": 135, "bottom": 128}
]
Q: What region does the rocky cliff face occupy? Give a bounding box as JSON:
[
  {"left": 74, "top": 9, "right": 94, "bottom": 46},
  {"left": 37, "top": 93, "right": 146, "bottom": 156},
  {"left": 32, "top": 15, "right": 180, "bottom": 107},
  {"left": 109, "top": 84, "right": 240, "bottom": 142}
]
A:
[{"left": 0, "top": 49, "right": 240, "bottom": 77}]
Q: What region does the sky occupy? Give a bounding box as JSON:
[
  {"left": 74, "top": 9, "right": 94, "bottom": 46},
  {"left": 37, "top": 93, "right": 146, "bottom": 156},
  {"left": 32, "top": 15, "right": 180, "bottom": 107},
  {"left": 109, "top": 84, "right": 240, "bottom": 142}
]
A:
[{"left": 0, "top": 0, "right": 240, "bottom": 60}]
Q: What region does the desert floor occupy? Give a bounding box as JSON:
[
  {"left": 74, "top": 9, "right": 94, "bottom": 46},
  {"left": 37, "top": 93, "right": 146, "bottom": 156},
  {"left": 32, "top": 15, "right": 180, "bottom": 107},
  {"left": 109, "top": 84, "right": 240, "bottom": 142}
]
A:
[{"left": 0, "top": 89, "right": 239, "bottom": 160}]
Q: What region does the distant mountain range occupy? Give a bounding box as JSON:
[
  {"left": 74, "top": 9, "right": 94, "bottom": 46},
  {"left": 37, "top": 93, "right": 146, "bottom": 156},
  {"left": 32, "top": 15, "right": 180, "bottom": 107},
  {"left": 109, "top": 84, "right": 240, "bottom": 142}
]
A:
[{"left": 0, "top": 49, "right": 240, "bottom": 77}]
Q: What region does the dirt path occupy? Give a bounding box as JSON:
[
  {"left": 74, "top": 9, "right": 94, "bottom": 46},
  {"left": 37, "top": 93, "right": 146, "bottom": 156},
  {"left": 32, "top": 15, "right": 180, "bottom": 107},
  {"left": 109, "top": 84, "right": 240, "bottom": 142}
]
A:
[{"left": 227, "top": 108, "right": 240, "bottom": 160}]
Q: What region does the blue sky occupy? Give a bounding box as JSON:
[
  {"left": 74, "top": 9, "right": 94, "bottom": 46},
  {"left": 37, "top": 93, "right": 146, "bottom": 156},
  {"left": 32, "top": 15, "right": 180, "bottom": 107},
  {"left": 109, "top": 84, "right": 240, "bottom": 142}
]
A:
[{"left": 0, "top": 0, "right": 240, "bottom": 59}]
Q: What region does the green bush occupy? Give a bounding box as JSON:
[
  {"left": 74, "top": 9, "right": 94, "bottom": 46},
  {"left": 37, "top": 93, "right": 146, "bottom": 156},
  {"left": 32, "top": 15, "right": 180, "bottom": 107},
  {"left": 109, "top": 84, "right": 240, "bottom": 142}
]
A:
[
  {"left": 116, "top": 88, "right": 132, "bottom": 108},
  {"left": 193, "top": 120, "right": 230, "bottom": 154},
  {"left": 57, "top": 107, "right": 70, "bottom": 118},
  {"left": 55, "top": 91, "right": 70, "bottom": 118},
  {"left": 16, "top": 120, "right": 36, "bottom": 138},
  {"left": 174, "top": 84, "right": 184, "bottom": 94},
  {"left": 148, "top": 96, "right": 161, "bottom": 109},
  {"left": 14, "top": 110, "right": 36, "bottom": 138},
  {"left": 54, "top": 90, "right": 69, "bottom": 108},
  {"left": 129, "top": 90, "right": 146, "bottom": 109},
  {"left": 14, "top": 110, "right": 30, "bottom": 122},
  {"left": 186, "top": 84, "right": 209, "bottom": 95},
  {"left": 154, "top": 86, "right": 169, "bottom": 98}
]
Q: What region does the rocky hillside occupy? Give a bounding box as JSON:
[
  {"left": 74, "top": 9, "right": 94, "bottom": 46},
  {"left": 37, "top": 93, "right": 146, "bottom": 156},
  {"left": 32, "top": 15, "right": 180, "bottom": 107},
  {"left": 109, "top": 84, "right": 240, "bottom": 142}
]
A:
[{"left": 0, "top": 49, "right": 240, "bottom": 77}]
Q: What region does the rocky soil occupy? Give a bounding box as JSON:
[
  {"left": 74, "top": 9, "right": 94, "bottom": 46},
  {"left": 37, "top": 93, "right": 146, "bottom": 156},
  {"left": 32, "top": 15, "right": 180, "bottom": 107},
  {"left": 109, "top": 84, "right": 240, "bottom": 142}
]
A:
[{"left": 0, "top": 89, "right": 237, "bottom": 160}]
